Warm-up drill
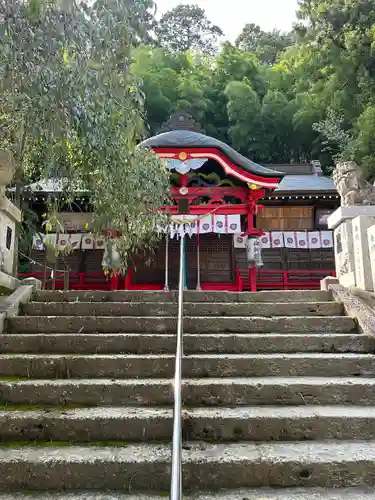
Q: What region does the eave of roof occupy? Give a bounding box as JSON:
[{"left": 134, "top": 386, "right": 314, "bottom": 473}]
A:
[{"left": 139, "top": 130, "right": 285, "bottom": 180}]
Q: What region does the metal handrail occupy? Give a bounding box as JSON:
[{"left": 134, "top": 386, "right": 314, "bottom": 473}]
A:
[{"left": 170, "top": 235, "right": 185, "bottom": 500}]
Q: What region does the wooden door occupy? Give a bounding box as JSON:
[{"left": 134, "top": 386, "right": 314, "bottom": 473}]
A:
[
  {"left": 198, "top": 234, "right": 233, "bottom": 284},
  {"left": 132, "top": 241, "right": 166, "bottom": 285},
  {"left": 168, "top": 235, "right": 234, "bottom": 289}
]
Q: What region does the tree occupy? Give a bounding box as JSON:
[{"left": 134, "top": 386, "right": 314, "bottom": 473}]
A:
[
  {"left": 293, "top": 0, "right": 375, "bottom": 170},
  {"left": 0, "top": 0, "right": 170, "bottom": 274},
  {"left": 236, "top": 23, "right": 294, "bottom": 64},
  {"left": 132, "top": 45, "right": 210, "bottom": 134},
  {"left": 235, "top": 24, "right": 263, "bottom": 53},
  {"left": 225, "top": 81, "right": 265, "bottom": 160},
  {"left": 155, "top": 4, "right": 224, "bottom": 54}
]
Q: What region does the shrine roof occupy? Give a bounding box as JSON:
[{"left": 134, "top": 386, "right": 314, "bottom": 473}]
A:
[
  {"left": 139, "top": 130, "right": 284, "bottom": 180},
  {"left": 275, "top": 174, "right": 336, "bottom": 192}
]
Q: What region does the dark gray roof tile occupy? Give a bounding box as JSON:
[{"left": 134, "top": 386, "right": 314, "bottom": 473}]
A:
[{"left": 275, "top": 175, "right": 336, "bottom": 192}]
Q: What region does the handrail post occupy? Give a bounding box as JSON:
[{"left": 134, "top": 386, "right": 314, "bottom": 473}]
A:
[{"left": 170, "top": 234, "right": 185, "bottom": 500}]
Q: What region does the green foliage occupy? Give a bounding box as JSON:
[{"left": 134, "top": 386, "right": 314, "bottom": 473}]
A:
[
  {"left": 235, "top": 23, "right": 294, "bottom": 65},
  {"left": 155, "top": 4, "right": 224, "bottom": 54},
  {"left": 0, "top": 0, "right": 170, "bottom": 273},
  {"left": 130, "top": 0, "right": 375, "bottom": 176},
  {"left": 5, "top": 0, "right": 375, "bottom": 271},
  {"left": 225, "top": 81, "right": 263, "bottom": 159}
]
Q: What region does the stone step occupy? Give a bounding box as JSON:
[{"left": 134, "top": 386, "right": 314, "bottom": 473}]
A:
[
  {"left": 32, "top": 290, "right": 333, "bottom": 304},
  {"left": 0, "top": 441, "right": 374, "bottom": 489},
  {"left": 0, "top": 488, "right": 374, "bottom": 499},
  {"left": 0, "top": 353, "right": 374, "bottom": 378},
  {"left": 0, "top": 489, "right": 373, "bottom": 499},
  {"left": 1, "top": 406, "right": 375, "bottom": 442},
  {"left": 7, "top": 316, "right": 357, "bottom": 334},
  {"left": 1, "top": 378, "right": 375, "bottom": 406},
  {"left": 1, "top": 333, "right": 372, "bottom": 354},
  {"left": 22, "top": 301, "right": 343, "bottom": 318}
]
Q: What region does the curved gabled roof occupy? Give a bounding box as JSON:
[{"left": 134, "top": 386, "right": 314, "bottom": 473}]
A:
[{"left": 139, "top": 130, "right": 284, "bottom": 180}]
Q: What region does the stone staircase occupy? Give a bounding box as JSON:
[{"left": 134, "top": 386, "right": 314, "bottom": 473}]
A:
[{"left": 0, "top": 289, "right": 375, "bottom": 498}]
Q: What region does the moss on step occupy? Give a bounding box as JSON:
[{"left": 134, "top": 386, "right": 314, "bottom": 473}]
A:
[
  {"left": 0, "top": 440, "right": 169, "bottom": 447},
  {"left": 0, "top": 404, "right": 86, "bottom": 411}
]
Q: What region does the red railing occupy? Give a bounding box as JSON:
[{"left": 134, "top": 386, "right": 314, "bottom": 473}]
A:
[
  {"left": 18, "top": 272, "right": 117, "bottom": 291},
  {"left": 255, "top": 269, "right": 336, "bottom": 291},
  {"left": 18, "top": 268, "right": 335, "bottom": 292}
]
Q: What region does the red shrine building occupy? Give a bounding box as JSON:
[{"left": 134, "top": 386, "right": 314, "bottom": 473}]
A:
[{"left": 25, "top": 114, "right": 338, "bottom": 291}]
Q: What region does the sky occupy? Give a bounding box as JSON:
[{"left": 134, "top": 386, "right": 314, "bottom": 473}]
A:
[{"left": 155, "top": 0, "right": 300, "bottom": 42}]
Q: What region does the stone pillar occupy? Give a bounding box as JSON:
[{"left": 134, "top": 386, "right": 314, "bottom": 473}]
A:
[
  {"left": 367, "top": 224, "right": 375, "bottom": 292},
  {"left": 328, "top": 206, "right": 375, "bottom": 290},
  {"left": 0, "top": 150, "right": 22, "bottom": 286},
  {"left": 0, "top": 198, "right": 21, "bottom": 276},
  {"left": 352, "top": 216, "right": 375, "bottom": 291}
]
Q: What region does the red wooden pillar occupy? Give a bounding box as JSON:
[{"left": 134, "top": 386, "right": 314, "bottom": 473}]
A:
[{"left": 124, "top": 268, "right": 133, "bottom": 290}]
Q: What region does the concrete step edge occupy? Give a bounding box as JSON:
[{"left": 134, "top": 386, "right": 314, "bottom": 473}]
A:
[
  {"left": 12, "top": 315, "right": 351, "bottom": 320},
  {"left": 3, "top": 332, "right": 360, "bottom": 336},
  {"left": 32, "top": 290, "right": 333, "bottom": 302},
  {"left": 1, "top": 405, "right": 375, "bottom": 419},
  {"left": 2, "top": 376, "right": 375, "bottom": 383},
  {"left": 0, "top": 353, "right": 373, "bottom": 359},
  {"left": 1, "top": 440, "right": 375, "bottom": 462},
  {"left": 25, "top": 301, "right": 339, "bottom": 306},
  {"left": 0, "top": 489, "right": 373, "bottom": 499}
]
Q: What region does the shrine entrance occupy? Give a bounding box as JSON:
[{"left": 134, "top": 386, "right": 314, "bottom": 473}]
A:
[
  {"left": 126, "top": 113, "right": 284, "bottom": 291},
  {"left": 131, "top": 233, "right": 234, "bottom": 290},
  {"left": 169, "top": 234, "right": 234, "bottom": 289}
]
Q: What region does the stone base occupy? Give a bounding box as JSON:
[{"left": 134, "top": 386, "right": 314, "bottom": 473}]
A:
[
  {"left": 339, "top": 272, "right": 356, "bottom": 288},
  {"left": 0, "top": 271, "right": 19, "bottom": 293},
  {"left": 328, "top": 205, "right": 375, "bottom": 230},
  {"left": 320, "top": 276, "right": 339, "bottom": 291},
  {"left": 328, "top": 207, "right": 375, "bottom": 290},
  {"left": 333, "top": 220, "right": 356, "bottom": 287}
]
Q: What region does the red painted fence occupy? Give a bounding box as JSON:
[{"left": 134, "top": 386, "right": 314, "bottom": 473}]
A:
[
  {"left": 18, "top": 269, "right": 335, "bottom": 292},
  {"left": 255, "top": 269, "right": 336, "bottom": 291}
]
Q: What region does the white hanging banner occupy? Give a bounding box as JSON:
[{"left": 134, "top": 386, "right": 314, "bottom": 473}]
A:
[
  {"left": 167, "top": 213, "right": 242, "bottom": 236},
  {"left": 189, "top": 217, "right": 199, "bottom": 235},
  {"left": 227, "top": 214, "right": 241, "bottom": 234},
  {"left": 199, "top": 215, "right": 213, "bottom": 234},
  {"left": 176, "top": 215, "right": 198, "bottom": 237},
  {"left": 296, "top": 231, "right": 308, "bottom": 249},
  {"left": 308, "top": 231, "right": 321, "bottom": 249},
  {"left": 321, "top": 231, "right": 334, "bottom": 248},
  {"left": 82, "top": 234, "right": 95, "bottom": 250},
  {"left": 284, "top": 232, "right": 297, "bottom": 249},
  {"left": 260, "top": 231, "right": 271, "bottom": 249},
  {"left": 271, "top": 231, "right": 284, "bottom": 248},
  {"left": 213, "top": 215, "right": 227, "bottom": 234},
  {"left": 94, "top": 236, "right": 106, "bottom": 250},
  {"left": 182, "top": 215, "right": 198, "bottom": 237},
  {"left": 57, "top": 234, "right": 70, "bottom": 250},
  {"left": 70, "top": 234, "right": 82, "bottom": 250},
  {"left": 233, "top": 233, "right": 247, "bottom": 248}
]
